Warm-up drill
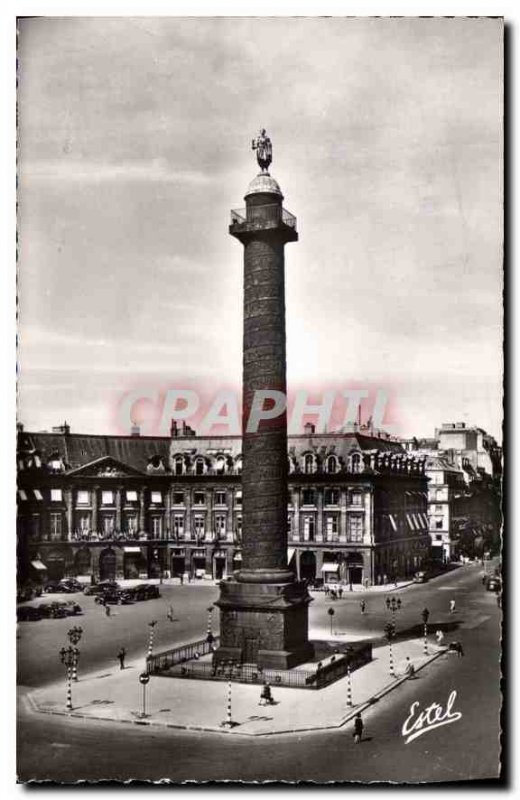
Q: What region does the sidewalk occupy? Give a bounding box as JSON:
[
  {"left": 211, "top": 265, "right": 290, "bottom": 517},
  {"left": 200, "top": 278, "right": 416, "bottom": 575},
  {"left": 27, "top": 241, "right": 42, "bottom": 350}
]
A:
[{"left": 28, "top": 638, "right": 446, "bottom": 737}]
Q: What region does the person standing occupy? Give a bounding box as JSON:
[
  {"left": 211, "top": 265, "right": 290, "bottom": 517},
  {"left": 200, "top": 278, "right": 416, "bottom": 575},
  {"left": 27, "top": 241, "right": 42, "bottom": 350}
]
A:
[
  {"left": 449, "top": 599, "right": 456, "bottom": 614},
  {"left": 435, "top": 629, "right": 445, "bottom": 647},
  {"left": 360, "top": 599, "right": 366, "bottom": 614},
  {"left": 117, "top": 647, "right": 126, "bottom": 670},
  {"left": 404, "top": 657, "right": 416, "bottom": 679},
  {"left": 166, "top": 605, "right": 175, "bottom": 622},
  {"left": 353, "top": 713, "right": 364, "bottom": 744},
  {"left": 105, "top": 602, "right": 111, "bottom": 617}
]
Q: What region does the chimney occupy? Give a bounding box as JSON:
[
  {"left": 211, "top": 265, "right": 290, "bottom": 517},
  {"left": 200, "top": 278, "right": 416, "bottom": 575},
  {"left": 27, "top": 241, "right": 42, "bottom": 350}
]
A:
[
  {"left": 304, "top": 422, "right": 316, "bottom": 435},
  {"left": 52, "top": 421, "right": 70, "bottom": 435},
  {"left": 170, "top": 419, "right": 178, "bottom": 438},
  {"left": 131, "top": 423, "right": 141, "bottom": 437}
]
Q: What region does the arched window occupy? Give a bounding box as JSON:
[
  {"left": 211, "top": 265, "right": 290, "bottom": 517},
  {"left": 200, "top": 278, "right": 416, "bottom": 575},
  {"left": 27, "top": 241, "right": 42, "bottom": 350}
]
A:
[
  {"left": 195, "top": 457, "right": 206, "bottom": 476},
  {"left": 303, "top": 453, "right": 316, "bottom": 475},
  {"left": 174, "top": 456, "right": 184, "bottom": 476},
  {"left": 351, "top": 453, "right": 362, "bottom": 473},
  {"left": 234, "top": 456, "right": 242, "bottom": 474},
  {"left": 215, "top": 455, "right": 227, "bottom": 475},
  {"left": 326, "top": 455, "right": 338, "bottom": 474}
]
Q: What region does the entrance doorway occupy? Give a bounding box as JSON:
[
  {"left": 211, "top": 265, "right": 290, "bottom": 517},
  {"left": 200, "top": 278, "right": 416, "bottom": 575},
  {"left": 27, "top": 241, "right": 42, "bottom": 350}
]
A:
[
  {"left": 99, "top": 548, "right": 116, "bottom": 581},
  {"left": 300, "top": 551, "right": 317, "bottom": 583},
  {"left": 46, "top": 557, "right": 65, "bottom": 582},
  {"left": 214, "top": 558, "right": 226, "bottom": 580},
  {"left": 346, "top": 552, "right": 364, "bottom": 585},
  {"left": 171, "top": 555, "right": 185, "bottom": 578},
  {"left": 123, "top": 551, "right": 145, "bottom": 579}
]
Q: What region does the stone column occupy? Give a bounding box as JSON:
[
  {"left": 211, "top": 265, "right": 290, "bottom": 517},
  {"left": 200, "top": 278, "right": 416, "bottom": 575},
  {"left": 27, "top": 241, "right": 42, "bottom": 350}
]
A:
[
  {"left": 139, "top": 487, "right": 146, "bottom": 535},
  {"left": 115, "top": 487, "right": 122, "bottom": 533},
  {"left": 339, "top": 489, "right": 348, "bottom": 543},
  {"left": 65, "top": 488, "right": 73, "bottom": 540},
  {"left": 165, "top": 486, "right": 172, "bottom": 541},
  {"left": 185, "top": 488, "right": 192, "bottom": 541},
  {"left": 92, "top": 486, "right": 99, "bottom": 536},
  {"left": 316, "top": 487, "right": 324, "bottom": 542},
  {"left": 292, "top": 486, "right": 300, "bottom": 543}
]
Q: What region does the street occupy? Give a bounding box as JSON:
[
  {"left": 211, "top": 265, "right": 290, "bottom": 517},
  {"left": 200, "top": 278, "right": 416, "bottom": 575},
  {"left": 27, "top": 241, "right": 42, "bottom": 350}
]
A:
[{"left": 17, "top": 565, "right": 502, "bottom": 782}]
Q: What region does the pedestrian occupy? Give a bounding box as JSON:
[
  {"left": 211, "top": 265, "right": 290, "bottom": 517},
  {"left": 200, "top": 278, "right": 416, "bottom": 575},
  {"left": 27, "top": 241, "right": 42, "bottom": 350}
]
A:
[
  {"left": 338, "top": 587, "right": 343, "bottom": 599},
  {"left": 105, "top": 603, "right": 111, "bottom": 617},
  {"left": 435, "top": 630, "right": 445, "bottom": 647},
  {"left": 353, "top": 713, "right": 364, "bottom": 744},
  {"left": 360, "top": 599, "right": 366, "bottom": 614},
  {"left": 117, "top": 647, "right": 126, "bottom": 670},
  {"left": 385, "top": 597, "right": 391, "bottom": 611},
  {"left": 166, "top": 605, "right": 175, "bottom": 622},
  {"left": 180, "top": 574, "right": 184, "bottom": 585},
  {"left": 394, "top": 578, "right": 398, "bottom": 589},
  {"left": 259, "top": 682, "right": 274, "bottom": 706},
  {"left": 364, "top": 577, "right": 369, "bottom": 590},
  {"left": 449, "top": 599, "right": 456, "bottom": 614},
  {"left": 404, "top": 657, "right": 416, "bottom": 679},
  {"left": 324, "top": 584, "right": 329, "bottom": 596},
  {"left": 383, "top": 574, "right": 388, "bottom": 586}
]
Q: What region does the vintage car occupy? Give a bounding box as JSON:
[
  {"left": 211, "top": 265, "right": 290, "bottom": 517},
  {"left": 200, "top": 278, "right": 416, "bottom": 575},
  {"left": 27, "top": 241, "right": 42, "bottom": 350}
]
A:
[
  {"left": 83, "top": 580, "right": 120, "bottom": 596},
  {"left": 127, "top": 583, "right": 161, "bottom": 601},
  {"left": 94, "top": 588, "right": 134, "bottom": 605},
  {"left": 17, "top": 605, "right": 43, "bottom": 622}
]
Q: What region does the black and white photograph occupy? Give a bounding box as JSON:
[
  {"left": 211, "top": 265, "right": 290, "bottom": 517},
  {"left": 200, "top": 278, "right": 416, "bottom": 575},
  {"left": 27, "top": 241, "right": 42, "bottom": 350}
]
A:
[{"left": 13, "top": 12, "right": 503, "bottom": 785}]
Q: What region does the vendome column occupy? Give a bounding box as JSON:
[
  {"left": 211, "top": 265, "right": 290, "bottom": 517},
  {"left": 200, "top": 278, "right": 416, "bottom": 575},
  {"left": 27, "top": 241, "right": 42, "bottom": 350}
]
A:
[{"left": 215, "top": 131, "right": 313, "bottom": 669}]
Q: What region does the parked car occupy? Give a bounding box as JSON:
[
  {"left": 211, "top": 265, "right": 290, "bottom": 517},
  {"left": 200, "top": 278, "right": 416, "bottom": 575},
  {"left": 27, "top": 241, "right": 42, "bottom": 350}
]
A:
[
  {"left": 95, "top": 589, "right": 134, "bottom": 605},
  {"left": 38, "top": 602, "right": 69, "bottom": 619},
  {"left": 486, "top": 576, "right": 501, "bottom": 593},
  {"left": 17, "top": 582, "right": 43, "bottom": 603},
  {"left": 83, "top": 581, "right": 120, "bottom": 596},
  {"left": 17, "top": 605, "right": 43, "bottom": 622},
  {"left": 128, "top": 583, "right": 161, "bottom": 601},
  {"left": 59, "top": 579, "right": 83, "bottom": 593},
  {"left": 44, "top": 581, "right": 74, "bottom": 594},
  {"left": 413, "top": 571, "right": 428, "bottom": 584}
]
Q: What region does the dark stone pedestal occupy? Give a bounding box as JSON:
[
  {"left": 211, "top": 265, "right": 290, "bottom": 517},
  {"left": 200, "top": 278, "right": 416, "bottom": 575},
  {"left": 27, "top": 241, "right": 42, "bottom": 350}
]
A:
[{"left": 215, "top": 579, "right": 314, "bottom": 669}]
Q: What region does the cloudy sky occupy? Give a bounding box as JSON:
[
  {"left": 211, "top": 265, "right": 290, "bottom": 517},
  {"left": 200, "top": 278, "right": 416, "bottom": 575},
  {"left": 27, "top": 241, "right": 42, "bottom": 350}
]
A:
[{"left": 17, "top": 16, "right": 503, "bottom": 440}]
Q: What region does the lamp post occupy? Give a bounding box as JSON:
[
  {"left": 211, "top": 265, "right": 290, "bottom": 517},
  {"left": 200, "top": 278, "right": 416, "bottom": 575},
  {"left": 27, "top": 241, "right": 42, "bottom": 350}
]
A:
[
  {"left": 421, "top": 607, "right": 430, "bottom": 655},
  {"left": 59, "top": 646, "right": 76, "bottom": 711},
  {"left": 147, "top": 620, "right": 158, "bottom": 661},
  {"left": 384, "top": 621, "right": 396, "bottom": 677},
  {"left": 327, "top": 607, "right": 335, "bottom": 636},
  {"left": 67, "top": 625, "right": 83, "bottom": 682},
  {"left": 220, "top": 661, "right": 235, "bottom": 728},
  {"left": 346, "top": 665, "right": 353, "bottom": 707},
  {"left": 139, "top": 672, "right": 150, "bottom": 718},
  {"left": 206, "top": 605, "right": 215, "bottom": 644}
]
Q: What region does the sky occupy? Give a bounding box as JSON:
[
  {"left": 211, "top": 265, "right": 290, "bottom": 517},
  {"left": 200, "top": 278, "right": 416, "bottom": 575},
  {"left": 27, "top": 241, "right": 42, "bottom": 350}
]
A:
[{"left": 16, "top": 16, "right": 503, "bottom": 441}]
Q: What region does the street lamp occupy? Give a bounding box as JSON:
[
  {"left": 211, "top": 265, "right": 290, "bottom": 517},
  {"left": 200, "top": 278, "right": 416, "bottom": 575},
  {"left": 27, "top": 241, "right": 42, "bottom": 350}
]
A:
[
  {"left": 206, "top": 605, "right": 215, "bottom": 643},
  {"left": 67, "top": 626, "right": 83, "bottom": 682},
  {"left": 421, "top": 607, "right": 430, "bottom": 655},
  {"left": 139, "top": 672, "right": 150, "bottom": 718},
  {"left": 327, "top": 607, "right": 335, "bottom": 636},
  {"left": 147, "top": 620, "right": 158, "bottom": 660},
  {"left": 59, "top": 646, "right": 76, "bottom": 711},
  {"left": 384, "top": 621, "right": 396, "bottom": 677}
]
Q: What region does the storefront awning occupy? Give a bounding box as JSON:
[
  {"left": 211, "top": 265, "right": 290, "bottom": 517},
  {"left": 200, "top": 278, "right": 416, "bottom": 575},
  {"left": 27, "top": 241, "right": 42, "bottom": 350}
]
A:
[
  {"left": 406, "top": 514, "right": 416, "bottom": 531},
  {"left": 30, "top": 560, "right": 47, "bottom": 571},
  {"left": 124, "top": 547, "right": 141, "bottom": 553},
  {"left": 388, "top": 514, "right": 398, "bottom": 532},
  {"left": 287, "top": 548, "right": 295, "bottom": 562},
  {"left": 321, "top": 563, "right": 339, "bottom": 572}
]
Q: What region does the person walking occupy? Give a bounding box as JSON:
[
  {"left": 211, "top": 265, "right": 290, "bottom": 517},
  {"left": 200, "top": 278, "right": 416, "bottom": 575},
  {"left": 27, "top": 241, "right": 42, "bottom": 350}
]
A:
[
  {"left": 404, "top": 657, "right": 416, "bottom": 679},
  {"left": 449, "top": 599, "right": 456, "bottom": 614},
  {"left": 435, "top": 629, "right": 445, "bottom": 647},
  {"left": 259, "top": 682, "right": 275, "bottom": 706},
  {"left": 104, "top": 602, "right": 111, "bottom": 617},
  {"left": 360, "top": 599, "right": 366, "bottom": 614},
  {"left": 385, "top": 597, "right": 391, "bottom": 611},
  {"left": 166, "top": 605, "right": 175, "bottom": 622},
  {"left": 338, "top": 587, "right": 343, "bottom": 599},
  {"left": 117, "top": 647, "right": 126, "bottom": 670},
  {"left": 353, "top": 713, "right": 364, "bottom": 744}
]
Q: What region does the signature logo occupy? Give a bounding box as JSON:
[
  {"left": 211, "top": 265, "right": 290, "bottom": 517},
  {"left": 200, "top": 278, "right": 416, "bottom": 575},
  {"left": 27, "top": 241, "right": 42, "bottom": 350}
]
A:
[{"left": 402, "top": 690, "right": 462, "bottom": 744}]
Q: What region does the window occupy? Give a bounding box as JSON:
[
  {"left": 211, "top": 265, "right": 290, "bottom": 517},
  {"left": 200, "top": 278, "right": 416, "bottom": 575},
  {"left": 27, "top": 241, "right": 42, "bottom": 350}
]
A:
[
  {"left": 126, "top": 490, "right": 138, "bottom": 503},
  {"left": 174, "top": 456, "right": 184, "bottom": 476},
  {"left": 215, "top": 456, "right": 227, "bottom": 475},
  {"left": 126, "top": 514, "right": 138, "bottom": 534},
  {"left": 102, "top": 515, "right": 115, "bottom": 535},
  {"left": 351, "top": 492, "right": 363, "bottom": 506},
  {"left": 173, "top": 514, "right": 184, "bottom": 538},
  {"left": 151, "top": 491, "right": 162, "bottom": 504},
  {"left": 49, "top": 459, "right": 62, "bottom": 471},
  {"left": 326, "top": 515, "right": 339, "bottom": 542},
  {"left": 194, "top": 515, "right": 205, "bottom": 538},
  {"left": 18, "top": 489, "right": 28, "bottom": 501},
  {"left": 435, "top": 519, "right": 443, "bottom": 530},
  {"left": 287, "top": 514, "right": 292, "bottom": 534},
  {"left": 302, "top": 489, "right": 316, "bottom": 506},
  {"left": 214, "top": 491, "right": 227, "bottom": 506},
  {"left": 324, "top": 488, "right": 339, "bottom": 506},
  {"left": 435, "top": 504, "right": 443, "bottom": 512},
  {"left": 77, "top": 490, "right": 89, "bottom": 505},
  {"left": 235, "top": 515, "right": 242, "bottom": 538},
  {"left": 351, "top": 453, "right": 362, "bottom": 473},
  {"left": 173, "top": 491, "right": 184, "bottom": 506},
  {"left": 435, "top": 534, "right": 443, "bottom": 541},
  {"left": 215, "top": 514, "right": 226, "bottom": 536},
  {"left": 102, "top": 491, "right": 114, "bottom": 505},
  {"left": 31, "top": 514, "right": 41, "bottom": 540},
  {"left": 151, "top": 516, "right": 163, "bottom": 538},
  {"left": 303, "top": 515, "right": 315, "bottom": 542},
  {"left": 49, "top": 512, "right": 62, "bottom": 540},
  {"left": 436, "top": 489, "right": 444, "bottom": 500},
  {"left": 194, "top": 492, "right": 205, "bottom": 506},
  {"left": 50, "top": 489, "right": 62, "bottom": 502},
  {"left": 33, "top": 489, "right": 43, "bottom": 501},
  {"left": 348, "top": 515, "right": 363, "bottom": 542},
  {"left": 303, "top": 454, "right": 316, "bottom": 474},
  {"left": 195, "top": 458, "right": 206, "bottom": 476},
  {"left": 235, "top": 457, "right": 242, "bottom": 474},
  {"left": 77, "top": 513, "right": 91, "bottom": 533},
  {"left": 326, "top": 455, "right": 338, "bottom": 474},
  {"left": 235, "top": 491, "right": 242, "bottom": 507}
]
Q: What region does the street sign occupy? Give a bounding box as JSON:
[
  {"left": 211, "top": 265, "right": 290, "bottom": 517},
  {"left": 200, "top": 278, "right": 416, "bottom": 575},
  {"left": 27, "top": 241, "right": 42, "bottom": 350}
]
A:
[{"left": 139, "top": 672, "right": 150, "bottom": 685}]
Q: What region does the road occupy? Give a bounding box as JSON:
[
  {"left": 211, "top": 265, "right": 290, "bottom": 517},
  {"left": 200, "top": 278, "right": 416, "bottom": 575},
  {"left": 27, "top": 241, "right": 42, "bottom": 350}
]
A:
[{"left": 17, "top": 565, "right": 502, "bottom": 782}]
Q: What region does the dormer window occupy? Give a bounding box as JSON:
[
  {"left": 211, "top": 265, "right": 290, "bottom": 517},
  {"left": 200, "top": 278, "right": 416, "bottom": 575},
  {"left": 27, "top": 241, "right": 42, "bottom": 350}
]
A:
[
  {"left": 234, "top": 457, "right": 242, "bottom": 474},
  {"left": 173, "top": 456, "right": 185, "bottom": 476},
  {"left": 326, "top": 455, "right": 339, "bottom": 474},
  {"left": 195, "top": 457, "right": 206, "bottom": 476},
  {"left": 49, "top": 458, "right": 62, "bottom": 472},
  {"left": 303, "top": 453, "right": 317, "bottom": 474},
  {"left": 350, "top": 453, "right": 362, "bottom": 473},
  {"left": 215, "top": 455, "right": 227, "bottom": 475}
]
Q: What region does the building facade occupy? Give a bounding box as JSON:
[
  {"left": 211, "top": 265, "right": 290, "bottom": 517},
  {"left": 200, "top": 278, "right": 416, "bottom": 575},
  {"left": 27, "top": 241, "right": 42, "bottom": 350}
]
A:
[{"left": 17, "top": 424, "right": 431, "bottom": 588}]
